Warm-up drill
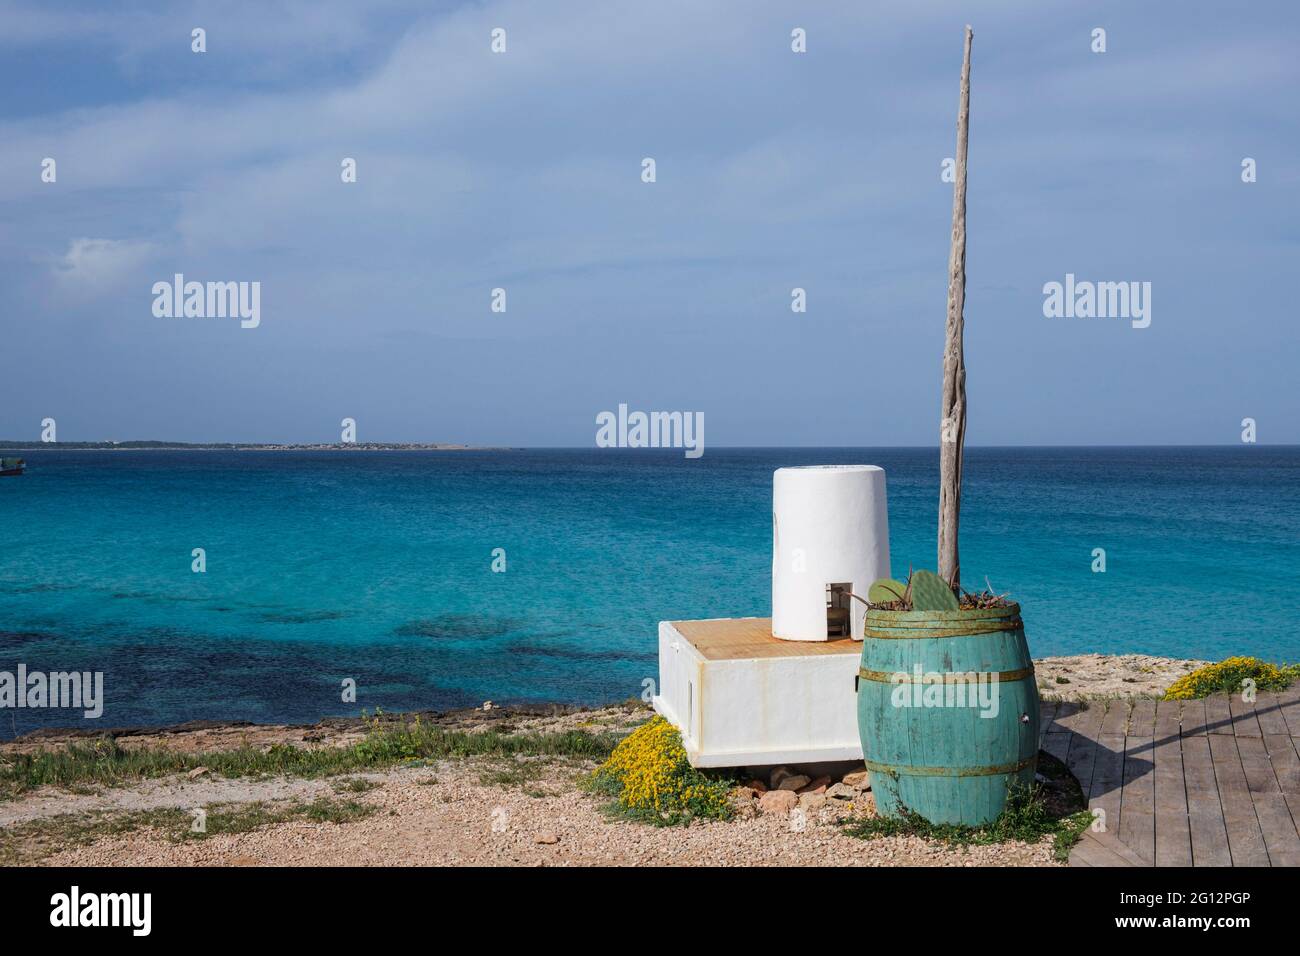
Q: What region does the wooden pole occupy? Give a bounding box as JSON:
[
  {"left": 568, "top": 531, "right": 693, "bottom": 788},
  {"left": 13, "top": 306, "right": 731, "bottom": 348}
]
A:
[{"left": 938, "top": 25, "right": 971, "bottom": 592}]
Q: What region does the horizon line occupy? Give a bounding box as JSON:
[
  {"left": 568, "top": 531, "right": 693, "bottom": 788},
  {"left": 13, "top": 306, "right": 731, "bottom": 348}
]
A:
[{"left": 3, "top": 441, "right": 1295, "bottom": 450}]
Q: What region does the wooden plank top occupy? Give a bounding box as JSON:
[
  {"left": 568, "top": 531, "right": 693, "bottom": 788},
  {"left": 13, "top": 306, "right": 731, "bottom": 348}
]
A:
[
  {"left": 669, "top": 618, "right": 861, "bottom": 661},
  {"left": 1255, "top": 693, "right": 1291, "bottom": 736},
  {"left": 1153, "top": 698, "right": 1181, "bottom": 738},
  {"left": 1066, "top": 691, "right": 1299, "bottom": 868}
]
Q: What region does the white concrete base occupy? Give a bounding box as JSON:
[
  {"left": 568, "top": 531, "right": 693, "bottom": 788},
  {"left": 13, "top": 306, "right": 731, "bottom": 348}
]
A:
[{"left": 653, "top": 618, "right": 863, "bottom": 768}]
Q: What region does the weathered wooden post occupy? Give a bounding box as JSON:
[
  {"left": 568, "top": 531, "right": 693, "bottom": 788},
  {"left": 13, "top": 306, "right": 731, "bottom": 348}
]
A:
[{"left": 938, "top": 25, "right": 971, "bottom": 592}]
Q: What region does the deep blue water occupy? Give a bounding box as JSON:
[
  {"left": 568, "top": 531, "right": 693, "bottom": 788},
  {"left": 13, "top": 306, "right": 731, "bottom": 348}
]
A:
[{"left": 1, "top": 447, "right": 1297, "bottom": 735}]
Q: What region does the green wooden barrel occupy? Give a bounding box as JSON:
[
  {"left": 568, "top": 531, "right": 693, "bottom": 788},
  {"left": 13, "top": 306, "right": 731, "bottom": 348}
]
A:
[{"left": 855, "top": 603, "right": 1039, "bottom": 826}]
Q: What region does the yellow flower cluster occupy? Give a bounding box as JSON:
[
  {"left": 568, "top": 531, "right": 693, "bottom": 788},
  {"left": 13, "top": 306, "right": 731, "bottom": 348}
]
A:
[
  {"left": 592, "top": 716, "right": 731, "bottom": 822},
  {"left": 1164, "top": 656, "right": 1300, "bottom": 700}
]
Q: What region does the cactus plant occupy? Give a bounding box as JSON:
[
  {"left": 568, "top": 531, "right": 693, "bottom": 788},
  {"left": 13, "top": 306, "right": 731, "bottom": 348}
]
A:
[
  {"left": 868, "top": 578, "right": 908, "bottom": 604},
  {"left": 909, "top": 569, "right": 959, "bottom": 611}
]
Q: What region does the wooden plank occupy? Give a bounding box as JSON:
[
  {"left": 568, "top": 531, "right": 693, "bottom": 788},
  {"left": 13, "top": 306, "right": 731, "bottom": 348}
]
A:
[
  {"left": 1255, "top": 693, "right": 1291, "bottom": 736},
  {"left": 1089, "top": 733, "right": 1126, "bottom": 840},
  {"left": 1265, "top": 734, "right": 1300, "bottom": 796},
  {"left": 1274, "top": 690, "right": 1300, "bottom": 736},
  {"left": 1208, "top": 733, "right": 1271, "bottom": 866},
  {"left": 1071, "top": 702, "right": 1102, "bottom": 738},
  {"left": 671, "top": 618, "right": 860, "bottom": 660},
  {"left": 1264, "top": 734, "right": 1300, "bottom": 855},
  {"left": 1237, "top": 736, "right": 1300, "bottom": 866},
  {"left": 1042, "top": 727, "right": 1071, "bottom": 765},
  {"left": 1095, "top": 826, "right": 1152, "bottom": 865},
  {"left": 1153, "top": 730, "right": 1192, "bottom": 867},
  {"left": 1039, "top": 700, "right": 1058, "bottom": 749},
  {"left": 1129, "top": 699, "right": 1157, "bottom": 737},
  {"left": 1070, "top": 830, "right": 1139, "bottom": 867},
  {"left": 1050, "top": 701, "right": 1093, "bottom": 735},
  {"left": 1229, "top": 691, "right": 1262, "bottom": 737},
  {"left": 1100, "top": 699, "right": 1130, "bottom": 737},
  {"left": 1119, "top": 732, "right": 1156, "bottom": 863},
  {"left": 1154, "top": 698, "right": 1181, "bottom": 739},
  {"left": 1065, "top": 731, "right": 1100, "bottom": 821},
  {"left": 1180, "top": 698, "right": 1209, "bottom": 736},
  {"left": 1181, "top": 734, "right": 1231, "bottom": 867},
  {"left": 1205, "top": 694, "right": 1233, "bottom": 734}
]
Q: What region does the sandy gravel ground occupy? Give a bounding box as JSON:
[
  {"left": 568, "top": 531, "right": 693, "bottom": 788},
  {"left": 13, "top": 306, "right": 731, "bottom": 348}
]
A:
[
  {"left": 3, "top": 654, "right": 1200, "bottom": 867},
  {"left": 32, "top": 762, "right": 1056, "bottom": 867},
  {"left": 1033, "top": 653, "right": 1208, "bottom": 700}
]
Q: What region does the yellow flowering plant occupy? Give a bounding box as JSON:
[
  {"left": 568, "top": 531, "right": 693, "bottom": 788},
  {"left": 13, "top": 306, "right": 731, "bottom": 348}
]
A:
[
  {"left": 1163, "top": 656, "right": 1300, "bottom": 700},
  {"left": 588, "top": 716, "right": 733, "bottom": 825}
]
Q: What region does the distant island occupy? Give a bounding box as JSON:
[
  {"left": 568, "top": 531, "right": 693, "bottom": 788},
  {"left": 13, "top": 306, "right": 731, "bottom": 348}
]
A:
[{"left": 0, "top": 441, "right": 502, "bottom": 451}]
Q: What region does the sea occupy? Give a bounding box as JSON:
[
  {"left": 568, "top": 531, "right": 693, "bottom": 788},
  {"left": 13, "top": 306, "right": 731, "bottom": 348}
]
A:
[{"left": 1, "top": 446, "right": 1296, "bottom": 734}]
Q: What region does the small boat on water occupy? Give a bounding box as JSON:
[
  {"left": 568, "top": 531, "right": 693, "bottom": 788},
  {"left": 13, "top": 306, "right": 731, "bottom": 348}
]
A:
[{"left": 0, "top": 457, "right": 26, "bottom": 476}]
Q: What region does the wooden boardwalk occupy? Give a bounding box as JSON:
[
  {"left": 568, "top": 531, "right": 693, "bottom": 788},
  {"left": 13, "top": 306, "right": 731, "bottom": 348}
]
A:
[{"left": 1039, "top": 686, "right": 1300, "bottom": 867}]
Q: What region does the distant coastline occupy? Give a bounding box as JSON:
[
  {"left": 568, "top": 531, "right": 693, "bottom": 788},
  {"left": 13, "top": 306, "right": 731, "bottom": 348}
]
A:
[{"left": 0, "top": 441, "right": 503, "bottom": 451}]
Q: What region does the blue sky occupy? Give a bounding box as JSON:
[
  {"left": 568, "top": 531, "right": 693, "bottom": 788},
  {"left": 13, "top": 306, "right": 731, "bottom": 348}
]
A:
[{"left": 1, "top": 0, "right": 1296, "bottom": 445}]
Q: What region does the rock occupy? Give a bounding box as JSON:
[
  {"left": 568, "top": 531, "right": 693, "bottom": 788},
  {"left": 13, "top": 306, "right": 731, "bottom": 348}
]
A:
[
  {"left": 187, "top": 766, "right": 209, "bottom": 780},
  {"left": 769, "top": 766, "right": 795, "bottom": 789},
  {"left": 777, "top": 774, "right": 811, "bottom": 792},
  {"left": 799, "top": 792, "right": 828, "bottom": 813},
  {"left": 798, "top": 775, "right": 831, "bottom": 794},
  {"left": 728, "top": 793, "right": 758, "bottom": 820},
  {"left": 482, "top": 701, "right": 495, "bottom": 711},
  {"left": 758, "top": 790, "right": 799, "bottom": 815},
  {"left": 535, "top": 833, "right": 559, "bottom": 845},
  {"left": 842, "top": 770, "right": 870, "bottom": 790},
  {"left": 826, "top": 782, "right": 856, "bottom": 800},
  {"left": 747, "top": 779, "right": 769, "bottom": 794}
]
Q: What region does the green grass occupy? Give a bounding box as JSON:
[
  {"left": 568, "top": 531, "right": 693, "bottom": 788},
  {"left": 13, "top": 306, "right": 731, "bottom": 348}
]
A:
[
  {"left": 0, "top": 716, "right": 625, "bottom": 802},
  {"left": 842, "top": 752, "right": 1093, "bottom": 862}
]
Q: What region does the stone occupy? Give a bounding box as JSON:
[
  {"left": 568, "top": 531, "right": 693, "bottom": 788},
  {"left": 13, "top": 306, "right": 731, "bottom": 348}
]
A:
[
  {"left": 777, "top": 774, "right": 811, "bottom": 792},
  {"left": 731, "top": 786, "right": 756, "bottom": 802},
  {"left": 799, "top": 792, "right": 828, "bottom": 813},
  {"left": 842, "top": 770, "right": 870, "bottom": 790},
  {"left": 535, "top": 833, "right": 559, "bottom": 845},
  {"left": 187, "top": 766, "right": 209, "bottom": 780},
  {"left": 826, "top": 782, "right": 856, "bottom": 800},
  {"left": 728, "top": 794, "right": 758, "bottom": 820},
  {"left": 748, "top": 779, "right": 768, "bottom": 794},
  {"left": 798, "top": 775, "right": 831, "bottom": 794},
  {"left": 769, "top": 766, "right": 795, "bottom": 789},
  {"left": 482, "top": 701, "right": 495, "bottom": 711},
  {"left": 758, "top": 790, "right": 799, "bottom": 815}
]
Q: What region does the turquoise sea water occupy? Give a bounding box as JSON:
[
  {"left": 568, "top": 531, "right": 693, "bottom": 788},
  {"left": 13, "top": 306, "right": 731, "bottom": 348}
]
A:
[{"left": 1, "top": 447, "right": 1296, "bottom": 734}]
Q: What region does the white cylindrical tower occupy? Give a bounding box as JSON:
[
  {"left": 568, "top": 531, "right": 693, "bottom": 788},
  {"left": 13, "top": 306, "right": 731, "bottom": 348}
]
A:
[{"left": 772, "top": 465, "right": 890, "bottom": 642}]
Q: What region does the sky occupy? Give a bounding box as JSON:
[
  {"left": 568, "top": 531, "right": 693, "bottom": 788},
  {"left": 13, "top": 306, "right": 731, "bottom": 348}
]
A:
[{"left": 1, "top": 0, "right": 1297, "bottom": 446}]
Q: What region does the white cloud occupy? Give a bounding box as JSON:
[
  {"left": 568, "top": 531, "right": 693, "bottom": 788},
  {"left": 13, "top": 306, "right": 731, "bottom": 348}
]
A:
[{"left": 54, "top": 237, "right": 156, "bottom": 288}]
